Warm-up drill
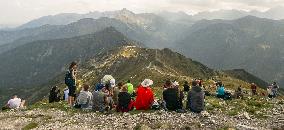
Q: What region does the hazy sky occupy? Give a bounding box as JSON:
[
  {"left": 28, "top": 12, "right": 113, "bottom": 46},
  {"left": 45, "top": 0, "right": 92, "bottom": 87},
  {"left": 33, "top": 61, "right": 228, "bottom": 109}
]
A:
[{"left": 0, "top": 0, "right": 283, "bottom": 25}]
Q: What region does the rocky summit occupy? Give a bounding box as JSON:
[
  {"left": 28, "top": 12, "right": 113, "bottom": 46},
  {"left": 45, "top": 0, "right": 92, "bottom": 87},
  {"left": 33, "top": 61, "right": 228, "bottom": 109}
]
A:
[
  {"left": 0, "top": 97, "right": 284, "bottom": 130},
  {"left": 0, "top": 96, "right": 284, "bottom": 130}
]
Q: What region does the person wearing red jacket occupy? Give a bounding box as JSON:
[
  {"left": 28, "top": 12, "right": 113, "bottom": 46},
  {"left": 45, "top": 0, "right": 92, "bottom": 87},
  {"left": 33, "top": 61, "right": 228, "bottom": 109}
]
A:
[
  {"left": 135, "top": 79, "right": 154, "bottom": 110},
  {"left": 251, "top": 83, "right": 257, "bottom": 95}
]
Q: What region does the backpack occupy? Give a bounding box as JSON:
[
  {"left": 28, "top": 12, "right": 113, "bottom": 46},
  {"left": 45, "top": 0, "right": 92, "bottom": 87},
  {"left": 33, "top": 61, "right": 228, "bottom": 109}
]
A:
[
  {"left": 65, "top": 70, "right": 74, "bottom": 86},
  {"left": 151, "top": 100, "right": 160, "bottom": 110},
  {"left": 224, "top": 92, "right": 232, "bottom": 100}
]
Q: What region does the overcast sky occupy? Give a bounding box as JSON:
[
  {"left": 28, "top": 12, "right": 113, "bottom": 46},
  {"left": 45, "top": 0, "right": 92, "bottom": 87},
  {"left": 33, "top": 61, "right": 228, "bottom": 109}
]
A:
[{"left": 0, "top": 0, "right": 283, "bottom": 25}]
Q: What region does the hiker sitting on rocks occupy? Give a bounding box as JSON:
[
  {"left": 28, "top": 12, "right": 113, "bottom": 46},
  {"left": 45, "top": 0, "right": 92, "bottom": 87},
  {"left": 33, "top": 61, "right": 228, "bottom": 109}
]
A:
[
  {"left": 272, "top": 82, "right": 279, "bottom": 97},
  {"left": 173, "top": 81, "right": 184, "bottom": 109},
  {"left": 125, "top": 80, "right": 135, "bottom": 97},
  {"left": 251, "top": 83, "right": 257, "bottom": 95},
  {"left": 63, "top": 87, "right": 69, "bottom": 101},
  {"left": 135, "top": 79, "right": 154, "bottom": 110},
  {"left": 92, "top": 87, "right": 108, "bottom": 112},
  {"left": 49, "top": 86, "right": 61, "bottom": 103},
  {"left": 183, "top": 81, "right": 190, "bottom": 93},
  {"left": 98, "top": 83, "right": 115, "bottom": 110},
  {"left": 4, "top": 95, "right": 26, "bottom": 110},
  {"left": 163, "top": 80, "right": 181, "bottom": 111},
  {"left": 186, "top": 80, "right": 205, "bottom": 113},
  {"left": 216, "top": 82, "right": 225, "bottom": 99},
  {"left": 116, "top": 85, "right": 134, "bottom": 112},
  {"left": 267, "top": 85, "right": 274, "bottom": 98},
  {"left": 234, "top": 85, "right": 243, "bottom": 99},
  {"left": 113, "top": 82, "right": 123, "bottom": 107},
  {"left": 75, "top": 84, "right": 93, "bottom": 109}
]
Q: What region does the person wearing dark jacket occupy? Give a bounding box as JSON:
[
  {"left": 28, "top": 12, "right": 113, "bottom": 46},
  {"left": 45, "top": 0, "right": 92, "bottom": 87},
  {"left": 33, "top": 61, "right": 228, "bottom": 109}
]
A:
[
  {"left": 116, "top": 86, "right": 134, "bottom": 112},
  {"left": 183, "top": 81, "right": 190, "bottom": 92},
  {"left": 187, "top": 81, "right": 205, "bottom": 113},
  {"left": 163, "top": 80, "right": 180, "bottom": 111},
  {"left": 49, "top": 86, "right": 61, "bottom": 103}
]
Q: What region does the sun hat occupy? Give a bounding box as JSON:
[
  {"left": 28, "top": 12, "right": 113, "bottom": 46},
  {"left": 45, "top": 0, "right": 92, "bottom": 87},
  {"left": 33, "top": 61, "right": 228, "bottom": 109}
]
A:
[{"left": 141, "top": 79, "right": 153, "bottom": 87}]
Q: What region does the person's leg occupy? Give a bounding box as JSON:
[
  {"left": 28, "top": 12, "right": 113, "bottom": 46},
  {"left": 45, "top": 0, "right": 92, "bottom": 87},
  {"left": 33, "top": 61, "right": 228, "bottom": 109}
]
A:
[
  {"left": 67, "top": 86, "right": 72, "bottom": 105},
  {"left": 128, "top": 100, "right": 135, "bottom": 111},
  {"left": 70, "top": 96, "right": 75, "bottom": 106},
  {"left": 68, "top": 96, "right": 71, "bottom": 105},
  {"left": 68, "top": 86, "right": 76, "bottom": 106}
]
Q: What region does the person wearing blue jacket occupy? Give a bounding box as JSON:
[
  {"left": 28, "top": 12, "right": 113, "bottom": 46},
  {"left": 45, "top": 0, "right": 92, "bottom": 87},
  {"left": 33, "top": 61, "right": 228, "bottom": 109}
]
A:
[{"left": 216, "top": 82, "right": 225, "bottom": 98}]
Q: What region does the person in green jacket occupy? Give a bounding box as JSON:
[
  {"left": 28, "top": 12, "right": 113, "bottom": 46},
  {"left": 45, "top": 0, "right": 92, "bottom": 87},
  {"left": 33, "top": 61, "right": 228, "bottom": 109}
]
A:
[{"left": 126, "top": 80, "right": 134, "bottom": 96}]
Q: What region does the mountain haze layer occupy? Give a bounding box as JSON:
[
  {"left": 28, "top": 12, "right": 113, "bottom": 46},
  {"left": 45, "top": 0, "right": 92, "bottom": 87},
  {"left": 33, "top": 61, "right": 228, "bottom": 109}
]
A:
[{"left": 175, "top": 16, "right": 284, "bottom": 86}]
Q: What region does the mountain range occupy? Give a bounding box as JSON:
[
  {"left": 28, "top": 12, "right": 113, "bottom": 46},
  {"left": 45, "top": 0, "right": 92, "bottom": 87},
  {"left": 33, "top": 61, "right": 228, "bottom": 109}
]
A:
[
  {"left": 8, "top": 6, "right": 284, "bottom": 30},
  {"left": 0, "top": 26, "right": 267, "bottom": 106},
  {"left": 0, "top": 8, "right": 282, "bottom": 105},
  {"left": 175, "top": 16, "right": 284, "bottom": 86}
]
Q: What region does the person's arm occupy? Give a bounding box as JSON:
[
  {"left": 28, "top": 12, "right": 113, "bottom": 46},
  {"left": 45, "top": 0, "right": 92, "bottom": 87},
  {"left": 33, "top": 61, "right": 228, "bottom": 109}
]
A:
[
  {"left": 71, "top": 69, "right": 76, "bottom": 79},
  {"left": 162, "top": 91, "right": 165, "bottom": 101},
  {"left": 186, "top": 92, "right": 191, "bottom": 109},
  {"left": 6, "top": 100, "right": 11, "bottom": 108},
  {"left": 5, "top": 103, "right": 9, "bottom": 108},
  {"left": 103, "top": 95, "right": 108, "bottom": 105}
]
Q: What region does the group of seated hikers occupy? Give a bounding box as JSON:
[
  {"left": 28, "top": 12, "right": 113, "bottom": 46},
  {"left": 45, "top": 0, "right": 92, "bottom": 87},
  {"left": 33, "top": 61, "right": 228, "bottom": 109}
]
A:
[
  {"left": 51, "top": 78, "right": 206, "bottom": 113},
  {"left": 2, "top": 62, "right": 280, "bottom": 112}
]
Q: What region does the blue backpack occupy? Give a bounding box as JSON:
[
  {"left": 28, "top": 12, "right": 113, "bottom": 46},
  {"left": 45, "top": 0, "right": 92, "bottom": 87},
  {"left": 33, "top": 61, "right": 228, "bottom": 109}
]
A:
[{"left": 65, "top": 70, "right": 74, "bottom": 86}]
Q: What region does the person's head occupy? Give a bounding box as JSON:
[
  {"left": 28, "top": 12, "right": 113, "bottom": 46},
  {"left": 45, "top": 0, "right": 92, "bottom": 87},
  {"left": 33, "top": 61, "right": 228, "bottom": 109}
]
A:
[
  {"left": 117, "top": 82, "right": 123, "bottom": 89},
  {"left": 127, "top": 80, "right": 131, "bottom": 83},
  {"left": 251, "top": 83, "right": 255, "bottom": 86},
  {"left": 192, "top": 80, "right": 198, "bottom": 86},
  {"left": 173, "top": 81, "right": 179, "bottom": 88},
  {"left": 51, "top": 86, "right": 57, "bottom": 91},
  {"left": 141, "top": 79, "right": 153, "bottom": 87},
  {"left": 83, "top": 84, "right": 90, "bottom": 91},
  {"left": 184, "top": 81, "right": 189, "bottom": 85},
  {"left": 121, "top": 85, "right": 128, "bottom": 92},
  {"left": 218, "top": 81, "right": 223, "bottom": 86},
  {"left": 12, "top": 95, "right": 17, "bottom": 99},
  {"left": 105, "top": 83, "right": 111, "bottom": 91},
  {"left": 273, "top": 82, "right": 277, "bottom": 85},
  {"left": 165, "top": 80, "right": 172, "bottom": 88},
  {"left": 69, "top": 61, "right": 77, "bottom": 70}
]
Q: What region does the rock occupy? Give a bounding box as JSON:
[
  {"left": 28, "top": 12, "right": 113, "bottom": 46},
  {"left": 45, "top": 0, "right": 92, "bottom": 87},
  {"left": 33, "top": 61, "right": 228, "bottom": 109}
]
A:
[
  {"left": 160, "top": 123, "right": 170, "bottom": 129},
  {"left": 243, "top": 112, "right": 251, "bottom": 120},
  {"left": 138, "top": 124, "right": 151, "bottom": 130},
  {"left": 201, "top": 111, "right": 210, "bottom": 117},
  {"left": 211, "top": 119, "right": 216, "bottom": 124},
  {"left": 236, "top": 124, "right": 258, "bottom": 130}
]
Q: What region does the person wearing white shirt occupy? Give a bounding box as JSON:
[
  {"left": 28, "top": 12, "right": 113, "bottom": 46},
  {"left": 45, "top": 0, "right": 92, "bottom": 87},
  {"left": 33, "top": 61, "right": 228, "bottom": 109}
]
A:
[
  {"left": 6, "top": 95, "right": 25, "bottom": 109},
  {"left": 63, "top": 88, "right": 69, "bottom": 101}
]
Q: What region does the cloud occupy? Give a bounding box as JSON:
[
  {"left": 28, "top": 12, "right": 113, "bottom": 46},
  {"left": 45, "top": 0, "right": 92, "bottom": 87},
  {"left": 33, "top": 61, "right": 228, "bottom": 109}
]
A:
[{"left": 0, "top": 0, "right": 283, "bottom": 25}]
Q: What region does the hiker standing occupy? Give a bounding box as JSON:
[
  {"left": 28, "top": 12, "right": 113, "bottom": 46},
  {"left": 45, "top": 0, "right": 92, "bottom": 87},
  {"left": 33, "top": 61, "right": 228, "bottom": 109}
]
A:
[{"left": 65, "top": 61, "right": 78, "bottom": 106}]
